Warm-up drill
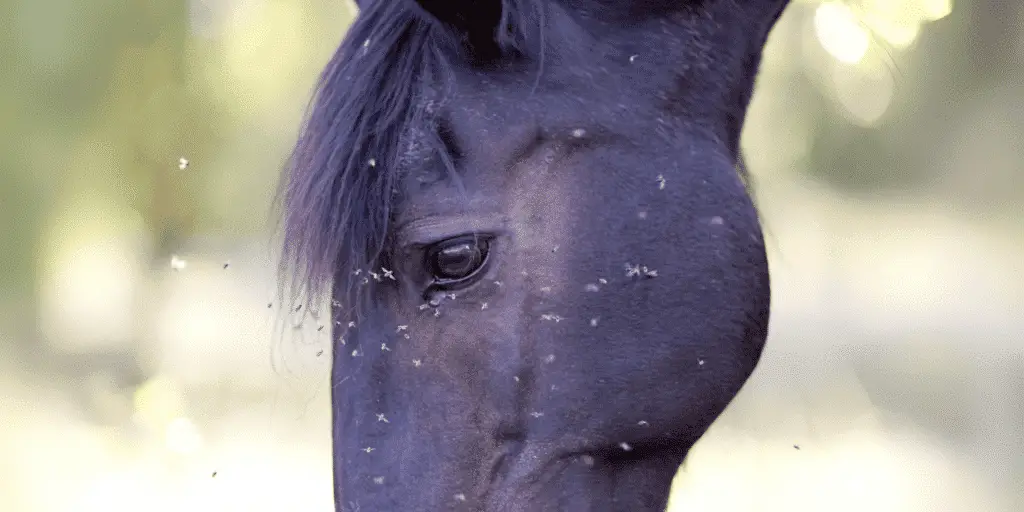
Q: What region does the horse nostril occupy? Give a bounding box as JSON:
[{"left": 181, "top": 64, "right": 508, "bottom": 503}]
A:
[{"left": 490, "top": 427, "right": 525, "bottom": 485}]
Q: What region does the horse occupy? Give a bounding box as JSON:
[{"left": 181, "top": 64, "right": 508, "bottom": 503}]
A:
[{"left": 280, "top": 0, "right": 788, "bottom": 510}]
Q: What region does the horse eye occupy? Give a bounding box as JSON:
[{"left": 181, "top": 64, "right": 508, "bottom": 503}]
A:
[{"left": 425, "top": 235, "right": 491, "bottom": 286}]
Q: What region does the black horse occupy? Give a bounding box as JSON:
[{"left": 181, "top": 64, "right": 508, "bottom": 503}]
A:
[{"left": 281, "top": 0, "right": 787, "bottom": 510}]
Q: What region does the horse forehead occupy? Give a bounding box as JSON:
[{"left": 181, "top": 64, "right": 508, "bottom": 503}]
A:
[{"left": 444, "top": 53, "right": 644, "bottom": 117}]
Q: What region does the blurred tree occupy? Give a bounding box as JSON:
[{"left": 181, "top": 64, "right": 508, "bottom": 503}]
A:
[{"left": 1, "top": 0, "right": 225, "bottom": 377}]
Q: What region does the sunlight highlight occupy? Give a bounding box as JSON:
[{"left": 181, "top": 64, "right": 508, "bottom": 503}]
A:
[
  {"left": 922, "top": 0, "right": 954, "bottom": 20},
  {"left": 133, "top": 376, "right": 186, "bottom": 432},
  {"left": 831, "top": 58, "right": 895, "bottom": 126},
  {"left": 806, "top": 0, "right": 957, "bottom": 127},
  {"left": 815, "top": 0, "right": 954, "bottom": 60},
  {"left": 166, "top": 417, "right": 204, "bottom": 455},
  {"left": 38, "top": 193, "right": 148, "bottom": 353},
  {"left": 814, "top": 2, "right": 870, "bottom": 64}
]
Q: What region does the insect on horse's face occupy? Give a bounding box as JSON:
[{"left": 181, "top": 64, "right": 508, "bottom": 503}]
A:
[{"left": 285, "top": 0, "right": 788, "bottom": 510}]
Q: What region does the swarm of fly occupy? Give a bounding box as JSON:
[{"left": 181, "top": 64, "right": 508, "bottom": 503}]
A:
[{"left": 625, "top": 263, "right": 658, "bottom": 278}]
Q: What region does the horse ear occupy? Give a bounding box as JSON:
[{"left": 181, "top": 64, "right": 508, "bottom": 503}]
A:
[{"left": 409, "top": 0, "right": 507, "bottom": 52}]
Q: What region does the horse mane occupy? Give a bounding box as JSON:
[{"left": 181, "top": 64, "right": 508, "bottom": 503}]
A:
[{"left": 278, "top": 0, "right": 543, "bottom": 321}]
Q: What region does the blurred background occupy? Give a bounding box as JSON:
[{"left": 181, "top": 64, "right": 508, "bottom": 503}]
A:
[{"left": 1, "top": 0, "right": 1020, "bottom": 510}]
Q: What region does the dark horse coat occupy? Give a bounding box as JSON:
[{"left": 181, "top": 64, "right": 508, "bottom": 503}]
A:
[{"left": 281, "top": 0, "right": 788, "bottom": 510}]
